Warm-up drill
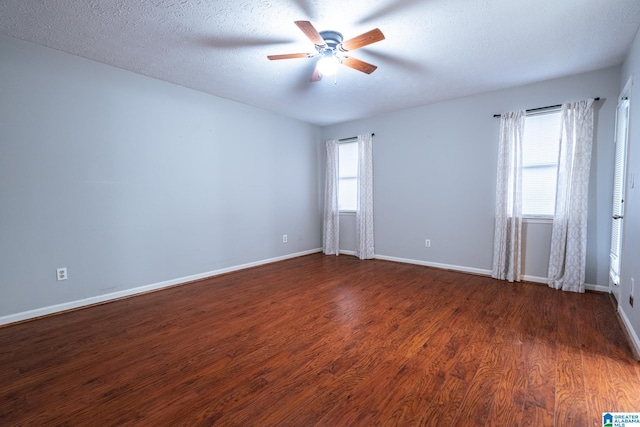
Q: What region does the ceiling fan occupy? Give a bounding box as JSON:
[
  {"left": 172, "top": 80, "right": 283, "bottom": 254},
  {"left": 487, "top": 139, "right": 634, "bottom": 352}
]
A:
[{"left": 268, "top": 21, "right": 385, "bottom": 82}]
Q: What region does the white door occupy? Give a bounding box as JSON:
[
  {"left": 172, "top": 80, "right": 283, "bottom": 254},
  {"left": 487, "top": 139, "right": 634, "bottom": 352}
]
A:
[{"left": 609, "top": 91, "right": 630, "bottom": 302}]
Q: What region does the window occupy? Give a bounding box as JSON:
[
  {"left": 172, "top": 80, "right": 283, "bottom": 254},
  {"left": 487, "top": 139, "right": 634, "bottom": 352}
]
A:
[
  {"left": 522, "top": 110, "right": 561, "bottom": 217},
  {"left": 338, "top": 141, "right": 358, "bottom": 211}
]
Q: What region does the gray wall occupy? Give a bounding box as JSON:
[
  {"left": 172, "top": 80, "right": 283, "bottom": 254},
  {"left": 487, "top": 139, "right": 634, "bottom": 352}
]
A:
[
  {"left": 0, "top": 35, "right": 322, "bottom": 319},
  {"left": 323, "top": 66, "right": 621, "bottom": 286},
  {"left": 620, "top": 28, "right": 640, "bottom": 350}
]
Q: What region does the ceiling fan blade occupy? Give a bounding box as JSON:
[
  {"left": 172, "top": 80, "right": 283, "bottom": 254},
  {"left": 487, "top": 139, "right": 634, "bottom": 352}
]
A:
[
  {"left": 267, "top": 53, "right": 311, "bottom": 60},
  {"left": 342, "top": 57, "right": 378, "bottom": 74},
  {"left": 339, "top": 28, "right": 385, "bottom": 51},
  {"left": 310, "top": 64, "right": 323, "bottom": 82},
  {"left": 295, "top": 20, "right": 326, "bottom": 46}
]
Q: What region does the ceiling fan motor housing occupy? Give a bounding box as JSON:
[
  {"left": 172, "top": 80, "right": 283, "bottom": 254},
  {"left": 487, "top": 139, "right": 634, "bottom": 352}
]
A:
[{"left": 318, "top": 30, "right": 343, "bottom": 53}]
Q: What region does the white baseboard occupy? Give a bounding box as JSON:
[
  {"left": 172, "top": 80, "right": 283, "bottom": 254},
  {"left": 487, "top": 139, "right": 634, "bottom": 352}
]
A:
[
  {"left": 618, "top": 306, "right": 640, "bottom": 359},
  {"left": 373, "top": 254, "right": 493, "bottom": 277},
  {"left": 521, "top": 275, "right": 608, "bottom": 293},
  {"left": 339, "top": 250, "right": 356, "bottom": 256},
  {"left": 0, "top": 248, "right": 322, "bottom": 327},
  {"left": 584, "top": 283, "right": 610, "bottom": 293},
  {"left": 522, "top": 275, "right": 547, "bottom": 284},
  {"left": 355, "top": 253, "right": 609, "bottom": 294}
]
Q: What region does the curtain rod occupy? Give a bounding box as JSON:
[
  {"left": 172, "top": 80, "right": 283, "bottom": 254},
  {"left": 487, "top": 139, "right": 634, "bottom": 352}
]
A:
[
  {"left": 492, "top": 98, "right": 600, "bottom": 118},
  {"left": 339, "top": 133, "right": 375, "bottom": 142}
]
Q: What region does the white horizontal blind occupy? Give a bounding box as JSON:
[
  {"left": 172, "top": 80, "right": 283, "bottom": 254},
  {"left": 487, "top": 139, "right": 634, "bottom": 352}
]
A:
[
  {"left": 610, "top": 98, "right": 629, "bottom": 283},
  {"left": 338, "top": 141, "right": 358, "bottom": 211},
  {"left": 522, "top": 111, "right": 562, "bottom": 217}
]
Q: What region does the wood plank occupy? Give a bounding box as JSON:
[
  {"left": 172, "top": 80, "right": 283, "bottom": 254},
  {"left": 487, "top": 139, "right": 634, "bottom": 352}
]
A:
[
  {"left": 579, "top": 292, "right": 618, "bottom": 419},
  {"left": 554, "top": 292, "right": 590, "bottom": 427},
  {"left": 484, "top": 284, "right": 530, "bottom": 426},
  {"left": 418, "top": 283, "right": 503, "bottom": 426},
  {"left": 520, "top": 283, "right": 559, "bottom": 426}
]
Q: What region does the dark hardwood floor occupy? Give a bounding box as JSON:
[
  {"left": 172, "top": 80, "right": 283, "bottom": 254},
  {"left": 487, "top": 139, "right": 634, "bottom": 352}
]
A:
[{"left": 1, "top": 254, "right": 639, "bottom": 426}]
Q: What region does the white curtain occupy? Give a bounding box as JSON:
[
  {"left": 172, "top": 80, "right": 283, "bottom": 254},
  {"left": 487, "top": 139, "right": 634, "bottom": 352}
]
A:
[
  {"left": 356, "top": 133, "right": 375, "bottom": 259},
  {"left": 548, "top": 99, "right": 595, "bottom": 292},
  {"left": 323, "top": 140, "right": 340, "bottom": 255},
  {"left": 492, "top": 111, "right": 525, "bottom": 282}
]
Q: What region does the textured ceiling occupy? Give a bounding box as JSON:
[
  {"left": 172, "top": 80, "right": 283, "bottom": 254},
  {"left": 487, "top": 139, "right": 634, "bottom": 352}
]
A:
[{"left": 1, "top": 0, "right": 640, "bottom": 126}]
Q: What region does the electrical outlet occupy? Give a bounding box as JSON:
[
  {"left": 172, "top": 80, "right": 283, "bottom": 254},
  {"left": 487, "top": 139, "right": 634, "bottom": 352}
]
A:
[
  {"left": 282, "top": 234, "right": 288, "bottom": 243},
  {"left": 56, "top": 267, "right": 67, "bottom": 281},
  {"left": 425, "top": 239, "right": 431, "bottom": 248}
]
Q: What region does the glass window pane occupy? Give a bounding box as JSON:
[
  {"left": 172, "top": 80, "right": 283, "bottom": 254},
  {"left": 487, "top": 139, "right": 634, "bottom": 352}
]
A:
[
  {"left": 522, "top": 111, "right": 561, "bottom": 216},
  {"left": 522, "top": 165, "right": 557, "bottom": 216},
  {"left": 339, "top": 177, "right": 357, "bottom": 211},
  {"left": 522, "top": 112, "right": 561, "bottom": 166},
  {"left": 338, "top": 141, "right": 358, "bottom": 211},
  {"left": 339, "top": 142, "right": 358, "bottom": 178}
]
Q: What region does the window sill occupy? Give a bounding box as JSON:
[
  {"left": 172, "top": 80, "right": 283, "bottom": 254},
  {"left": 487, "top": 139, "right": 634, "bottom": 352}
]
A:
[
  {"left": 339, "top": 210, "right": 356, "bottom": 215},
  {"left": 523, "top": 216, "right": 553, "bottom": 224}
]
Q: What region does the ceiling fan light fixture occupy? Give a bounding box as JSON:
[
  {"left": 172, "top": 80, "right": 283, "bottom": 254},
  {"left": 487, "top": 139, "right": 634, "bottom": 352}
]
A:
[{"left": 317, "top": 52, "right": 340, "bottom": 76}]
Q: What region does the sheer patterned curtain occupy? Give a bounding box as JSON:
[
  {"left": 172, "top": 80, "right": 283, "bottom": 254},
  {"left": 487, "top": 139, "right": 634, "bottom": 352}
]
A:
[
  {"left": 548, "top": 99, "right": 595, "bottom": 292},
  {"left": 356, "top": 133, "right": 374, "bottom": 259},
  {"left": 323, "top": 140, "right": 340, "bottom": 255},
  {"left": 492, "top": 111, "right": 525, "bottom": 282}
]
